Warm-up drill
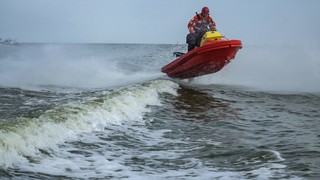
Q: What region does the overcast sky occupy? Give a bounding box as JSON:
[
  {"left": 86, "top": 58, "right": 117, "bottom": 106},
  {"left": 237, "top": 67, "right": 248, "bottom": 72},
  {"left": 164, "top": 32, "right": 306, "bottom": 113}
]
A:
[{"left": 1, "top": 0, "right": 320, "bottom": 45}]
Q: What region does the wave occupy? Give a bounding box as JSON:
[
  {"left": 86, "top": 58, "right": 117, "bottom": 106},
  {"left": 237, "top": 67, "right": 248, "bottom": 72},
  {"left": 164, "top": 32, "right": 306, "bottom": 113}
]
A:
[{"left": 0, "top": 79, "right": 179, "bottom": 168}]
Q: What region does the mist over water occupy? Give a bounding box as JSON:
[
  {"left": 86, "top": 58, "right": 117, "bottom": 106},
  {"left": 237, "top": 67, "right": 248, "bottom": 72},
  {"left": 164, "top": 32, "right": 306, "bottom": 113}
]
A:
[
  {"left": 0, "top": 44, "right": 164, "bottom": 90},
  {"left": 1, "top": 43, "right": 319, "bottom": 93},
  {"left": 194, "top": 44, "right": 320, "bottom": 93}
]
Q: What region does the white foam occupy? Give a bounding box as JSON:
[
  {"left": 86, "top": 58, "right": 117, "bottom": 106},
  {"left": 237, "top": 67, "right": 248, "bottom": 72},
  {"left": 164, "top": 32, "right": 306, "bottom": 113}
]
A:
[
  {"left": 267, "top": 149, "right": 286, "bottom": 162},
  {"left": 247, "top": 163, "right": 295, "bottom": 180},
  {"left": 7, "top": 120, "right": 299, "bottom": 179},
  {"left": 14, "top": 125, "right": 247, "bottom": 180}
]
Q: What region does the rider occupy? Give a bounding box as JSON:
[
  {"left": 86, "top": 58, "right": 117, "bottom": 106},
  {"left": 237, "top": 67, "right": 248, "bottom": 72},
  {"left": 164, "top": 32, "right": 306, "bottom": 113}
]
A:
[{"left": 186, "top": 7, "right": 217, "bottom": 51}]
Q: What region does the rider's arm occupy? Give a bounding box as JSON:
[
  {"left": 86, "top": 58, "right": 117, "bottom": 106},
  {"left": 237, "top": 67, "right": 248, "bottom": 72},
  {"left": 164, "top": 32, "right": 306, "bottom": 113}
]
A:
[
  {"left": 208, "top": 16, "right": 217, "bottom": 31},
  {"left": 188, "top": 16, "right": 198, "bottom": 33}
]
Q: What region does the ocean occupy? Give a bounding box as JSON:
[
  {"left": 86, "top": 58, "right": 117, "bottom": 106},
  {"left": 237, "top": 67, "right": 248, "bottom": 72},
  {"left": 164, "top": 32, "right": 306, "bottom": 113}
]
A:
[{"left": 0, "top": 43, "right": 319, "bottom": 179}]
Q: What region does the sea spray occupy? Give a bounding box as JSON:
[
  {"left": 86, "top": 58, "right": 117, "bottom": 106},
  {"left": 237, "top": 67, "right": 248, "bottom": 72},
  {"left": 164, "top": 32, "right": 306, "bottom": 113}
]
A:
[{"left": 193, "top": 45, "right": 320, "bottom": 92}]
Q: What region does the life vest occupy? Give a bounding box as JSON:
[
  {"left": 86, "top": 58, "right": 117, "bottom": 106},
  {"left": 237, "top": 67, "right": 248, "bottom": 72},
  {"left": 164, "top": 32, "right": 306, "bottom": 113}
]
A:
[{"left": 188, "top": 13, "right": 216, "bottom": 33}]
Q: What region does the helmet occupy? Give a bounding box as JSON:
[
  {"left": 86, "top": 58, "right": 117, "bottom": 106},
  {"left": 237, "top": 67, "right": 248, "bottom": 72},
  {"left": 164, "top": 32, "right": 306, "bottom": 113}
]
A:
[{"left": 201, "top": 7, "right": 210, "bottom": 14}]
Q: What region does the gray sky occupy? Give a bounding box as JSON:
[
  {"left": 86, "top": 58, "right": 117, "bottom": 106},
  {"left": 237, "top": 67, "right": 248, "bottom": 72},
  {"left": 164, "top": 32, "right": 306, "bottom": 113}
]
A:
[{"left": 1, "top": 0, "right": 320, "bottom": 44}]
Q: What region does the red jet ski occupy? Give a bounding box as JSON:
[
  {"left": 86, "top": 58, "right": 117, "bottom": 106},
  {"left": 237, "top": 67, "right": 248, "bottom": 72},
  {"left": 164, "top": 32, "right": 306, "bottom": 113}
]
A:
[{"left": 161, "top": 31, "right": 242, "bottom": 79}]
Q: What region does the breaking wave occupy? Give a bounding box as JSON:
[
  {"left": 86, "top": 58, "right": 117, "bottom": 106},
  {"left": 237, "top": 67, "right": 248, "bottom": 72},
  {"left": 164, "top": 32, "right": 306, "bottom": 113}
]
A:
[{"left": 0, "top": 79, "right": 179, "bottom": 168}]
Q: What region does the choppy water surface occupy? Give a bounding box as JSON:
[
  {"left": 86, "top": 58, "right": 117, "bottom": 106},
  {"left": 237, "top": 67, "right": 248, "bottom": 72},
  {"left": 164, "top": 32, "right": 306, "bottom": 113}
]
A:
[{"left": 0, "top": 44, "right": 319, "bottom": 179}]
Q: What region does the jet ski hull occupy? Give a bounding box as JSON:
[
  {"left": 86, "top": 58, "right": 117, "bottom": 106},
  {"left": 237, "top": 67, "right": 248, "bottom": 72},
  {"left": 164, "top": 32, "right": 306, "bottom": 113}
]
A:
[{"left": 161, "top": 39, "right": 242, "bottom": 79}]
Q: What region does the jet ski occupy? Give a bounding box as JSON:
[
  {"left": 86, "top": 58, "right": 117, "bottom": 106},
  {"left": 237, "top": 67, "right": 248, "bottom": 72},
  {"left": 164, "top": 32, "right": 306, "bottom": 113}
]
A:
[{"left": 161, "top": 31, "right": 242, "bottom": 79}]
